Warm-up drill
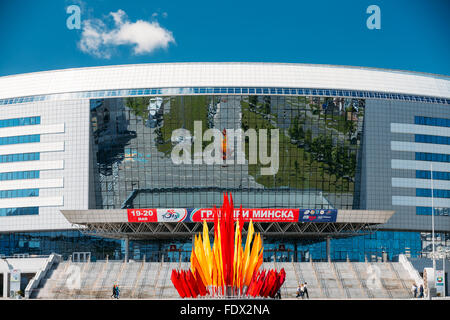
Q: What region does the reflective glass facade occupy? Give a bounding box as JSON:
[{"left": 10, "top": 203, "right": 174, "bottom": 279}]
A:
[
  {"left": 90, "top": 95, "right": 365, "bottom": 210},
  {"left": 0, "top": 230, "right": 436, "bottom": 262}
]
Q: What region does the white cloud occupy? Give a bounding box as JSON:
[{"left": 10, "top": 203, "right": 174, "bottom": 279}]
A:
[{"left": 78, "top": 9, "right": 175, "bottom": 59}]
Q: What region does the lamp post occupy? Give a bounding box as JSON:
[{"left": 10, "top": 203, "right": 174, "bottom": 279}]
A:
[
  {"left": 430, "top": 163, "right": 436, "bottom": 273},
  {"left": 444, "top": 251, "right": 447, "bottom": 297},
  {"left": 441, "top": 249, "right": 450, "bottom": 297},
  {"left": 430, "top": 249, "right": 450, "bottom": 297}
]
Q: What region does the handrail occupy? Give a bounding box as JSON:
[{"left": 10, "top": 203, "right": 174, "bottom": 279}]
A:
[
  {"left": 273, "top": 254, "right": 278, "bottom": 271},
  {"left": 1, "top": 254, "right": 52, "bottom": 259},
  {"left": 131, "top": 259, "right": 145, "bottom": 298},
  {"left": 24, "top": 253, "right": 61, "bottom": 299},
  {"left": 152, "top": 258, "right": 164, "bottom": 298},
  {"left": 331, "top": 261, "right": 349, "bottom": 298},
  {"left": 398, "top": 254, "right": 423, "bottom": 286},
  {"left": 116, "top": 259, "right": 127, "bottom": 284},
  {"left": 75, "top": 259, "right": 91, "bottom": 299},
  {"left": 291, "top": 259, "right": 300, "bottom": 285},
  {"left": 49, "top": 259, "right": 69, "bottom": 299},
  {"left": 388, "top": 262, "right": 412, "bottom": 298},
  {"left": 138, "top": 262, "right": 155, "bottom": 299},
  {"left": 296, "top": 263, "right": 306, "bottom": 284},
  {"left": 311, "top": 261, "right": 327, "bottom": 298},
  {"left": 91, "top": 260, "right": 109, "bottom": 297},
  {"left": 158, "top": 262, "right": 173, "bottom": 298},
  {"left": 349, "top": 262, "right": 373, "bottom": 298},
  {"left": 55, "top": 257, "right": 72, "bottom": 299}
]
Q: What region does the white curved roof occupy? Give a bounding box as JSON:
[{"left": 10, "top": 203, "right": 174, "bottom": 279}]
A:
[{"left": 0, "top": 62, "right": 449, "bottom": 100}]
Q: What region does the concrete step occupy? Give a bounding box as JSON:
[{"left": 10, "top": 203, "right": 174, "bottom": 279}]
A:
[{"left": 32, "top": 261, "right": 418, "bottom": 299}]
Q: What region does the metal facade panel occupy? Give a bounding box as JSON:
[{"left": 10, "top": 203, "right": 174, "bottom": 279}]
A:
[{"left": 0, "top": 63, "right": 449, "bottom": 100}]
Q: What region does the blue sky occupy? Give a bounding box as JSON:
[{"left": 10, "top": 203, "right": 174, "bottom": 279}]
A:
[{"left": 0, "top": 0, "right": 449, "bottom": 76}]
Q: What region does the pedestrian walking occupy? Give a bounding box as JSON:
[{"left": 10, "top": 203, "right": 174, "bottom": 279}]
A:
[
  {"left": 111, "top": 284, "right": 117, "bottom": 299},
  {"left": 303, "top": 282, "right": 309, "bottom": 299},
  {"left": 296, "top": 283, "right": 302, "bottom": 298},
  {"left": 412, "top": 283, "right": 417, "bottom": 298},
  {"left": 275, "top": 288, "right": 281, "bottom": 299},
  {"left": 300, "top": 283, "right": 305, "bottom": 299},
  {"left": 419, "top": 284, "right": 424, "bottom": 298},
  {"left": 115, "top": 284, "right": 120, "bottom": 299}
]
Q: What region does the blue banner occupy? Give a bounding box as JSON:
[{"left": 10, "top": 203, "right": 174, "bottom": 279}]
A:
[{"left": 298, "top": 209, "right": 338, "bottom": 222}]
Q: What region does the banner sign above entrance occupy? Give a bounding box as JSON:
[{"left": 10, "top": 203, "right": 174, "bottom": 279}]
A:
[{"left": 127, "top": 208, "right": 337, "bottom": 223}]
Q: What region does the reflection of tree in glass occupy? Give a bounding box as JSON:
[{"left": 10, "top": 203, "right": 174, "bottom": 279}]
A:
[
  {"left": 91, "top": 99, "right": 137, "bottom": 176},
  {"left": 249, "top": 95, "right": 258, "bottom": 108},
  {"left": 154, "top": 127, "right": 164, "bottom": 144},
  {"left": 242, "top": 96, "right": 364, "bottom": 193},
  {"left": 125, "top": 97, "right": 151, "bottom": 120},
  {"left": 156, "top": 96, "right": 209, "bottom": 156},
  {"left": 263, "top": 96, "right": 271, "bottom": 114}
]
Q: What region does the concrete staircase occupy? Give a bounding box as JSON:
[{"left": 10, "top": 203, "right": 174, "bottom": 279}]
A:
[{"left": 32, "top": 260, "right": 417, "bottom": 299}]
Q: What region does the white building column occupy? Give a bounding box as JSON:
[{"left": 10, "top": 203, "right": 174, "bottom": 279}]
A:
[
  {"left": 3, "top": 272, "right": 9, "bottom": 298},
  {"left": 124, "top": 237, "right": 129, "bottom": 262},
  {"left": 326, "top": 237, "right": 331, "bottom": 262}
]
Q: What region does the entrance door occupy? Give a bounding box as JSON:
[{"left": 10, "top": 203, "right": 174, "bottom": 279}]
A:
[{"left": 72, "top": 252, "right": 91, "bottom": 262}]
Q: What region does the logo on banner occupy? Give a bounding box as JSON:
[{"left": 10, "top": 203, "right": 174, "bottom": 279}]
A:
[
  {"left": 303, "top": 209, "right": 317, "bottom": 221},
  {"left": 301, "top": 209, "right": 337, "bottom": 222},
  {"left": 162, "top": 209, "right": 180, "bottom": 220},
  {"left": 157, "top": 208, "right": 187, "bottom": 222}
]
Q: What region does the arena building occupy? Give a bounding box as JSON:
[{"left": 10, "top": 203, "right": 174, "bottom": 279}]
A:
[{"left": 0, "top": 62, "right": 449, "bottom": 263}]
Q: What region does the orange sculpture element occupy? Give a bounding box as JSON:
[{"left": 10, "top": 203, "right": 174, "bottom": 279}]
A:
[
  {"left": 171, "top": 192, "right": 286, "bottom": 298},
  {"left": 221, "top": 129, "right": 227, "bottom": 161}
]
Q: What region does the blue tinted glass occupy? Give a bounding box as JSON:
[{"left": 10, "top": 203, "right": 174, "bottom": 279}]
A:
[
  {"left": 415, "top": 116, "right": 450, "bottom": 128},
  {"left": 416, "top": 152, "right": 450, "bottom": 163},
  {"left": 0, "top": 134, "right": 40, "bottom": 145},
  {"left": 0, "top": 152, "right": 39, "bottom": 163},
  {"left": 416, "top": 207, "right": 448, "bottom": 216},
  {"left": 415, "top": 134, "right": 450, "bottom": 145},
  {"left": 0, "top": 170, "right": 40, "bottom": 181},
  {"left": 416, "top": 188, "right": 450, "bottom": 198},
  {"left": 0, "top": 206, "right": 39, "bottom": 216}
]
